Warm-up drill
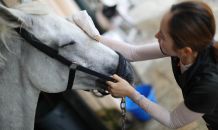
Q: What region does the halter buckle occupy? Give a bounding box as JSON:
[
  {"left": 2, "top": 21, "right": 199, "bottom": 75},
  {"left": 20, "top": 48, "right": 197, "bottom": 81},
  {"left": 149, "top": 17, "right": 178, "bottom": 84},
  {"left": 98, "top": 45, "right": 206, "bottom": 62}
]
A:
[
  {"left": 70, "top": 62, "right": 79, "bottom": 69},
  {"left": 72, "top": 62, "right": 79, "bottom": 65}
]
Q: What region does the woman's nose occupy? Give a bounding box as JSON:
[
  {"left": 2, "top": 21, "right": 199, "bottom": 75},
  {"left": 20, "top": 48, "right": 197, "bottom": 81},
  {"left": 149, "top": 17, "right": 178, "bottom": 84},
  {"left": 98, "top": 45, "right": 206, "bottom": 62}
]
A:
[{"left": 155, "top": 31, "right": 160, "bottom": 39}]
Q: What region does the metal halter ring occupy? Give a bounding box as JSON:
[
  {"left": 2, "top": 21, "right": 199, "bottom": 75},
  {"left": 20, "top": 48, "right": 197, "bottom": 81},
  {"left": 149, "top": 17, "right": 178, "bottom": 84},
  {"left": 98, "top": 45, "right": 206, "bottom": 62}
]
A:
[
  {"left": 72, "top": 62, "right": 79, "bottom": 65},
  {"left": 69, "top": 62, "right": 79, "bottom": 69}
]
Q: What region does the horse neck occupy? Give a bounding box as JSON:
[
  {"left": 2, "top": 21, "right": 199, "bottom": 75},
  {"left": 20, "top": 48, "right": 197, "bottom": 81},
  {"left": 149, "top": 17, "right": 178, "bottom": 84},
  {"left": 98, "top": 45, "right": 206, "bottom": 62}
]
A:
[{"left": 0, "top": 36, "right": 40, "bottom": 130}]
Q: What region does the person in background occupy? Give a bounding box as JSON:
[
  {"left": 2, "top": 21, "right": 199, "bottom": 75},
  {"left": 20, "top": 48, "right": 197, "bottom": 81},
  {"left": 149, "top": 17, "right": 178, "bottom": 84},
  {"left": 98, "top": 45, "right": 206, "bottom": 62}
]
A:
[{"left": 66, "top": 1, "right": 218, "bottom": 129}]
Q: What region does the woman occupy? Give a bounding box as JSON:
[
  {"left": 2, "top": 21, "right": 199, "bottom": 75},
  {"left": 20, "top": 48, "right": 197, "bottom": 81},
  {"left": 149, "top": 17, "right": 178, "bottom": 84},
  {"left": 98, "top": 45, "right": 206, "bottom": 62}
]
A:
[{"left": 67, "top": 1, "right": 218, "bottom": 129}]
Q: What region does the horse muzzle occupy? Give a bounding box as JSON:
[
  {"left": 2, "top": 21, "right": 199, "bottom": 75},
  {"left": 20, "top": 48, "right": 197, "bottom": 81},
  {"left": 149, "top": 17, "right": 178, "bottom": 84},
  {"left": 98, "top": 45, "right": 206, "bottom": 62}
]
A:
[{"left": 115, "top": 52, "right": 134, "bottom": 85}]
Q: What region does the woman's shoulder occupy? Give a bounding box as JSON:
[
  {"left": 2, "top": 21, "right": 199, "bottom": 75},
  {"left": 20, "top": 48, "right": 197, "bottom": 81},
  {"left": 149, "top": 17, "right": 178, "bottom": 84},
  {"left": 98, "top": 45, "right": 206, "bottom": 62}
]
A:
[{"left": 196, "top": 48, "right": 218, "bottom": 80}]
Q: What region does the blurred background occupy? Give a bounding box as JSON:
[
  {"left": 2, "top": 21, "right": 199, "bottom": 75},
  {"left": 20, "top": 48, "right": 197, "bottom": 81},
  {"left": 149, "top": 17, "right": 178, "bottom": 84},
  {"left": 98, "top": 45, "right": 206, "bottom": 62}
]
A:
[{"left": 1, "top": 0, "right": 218, "bottom": 130}]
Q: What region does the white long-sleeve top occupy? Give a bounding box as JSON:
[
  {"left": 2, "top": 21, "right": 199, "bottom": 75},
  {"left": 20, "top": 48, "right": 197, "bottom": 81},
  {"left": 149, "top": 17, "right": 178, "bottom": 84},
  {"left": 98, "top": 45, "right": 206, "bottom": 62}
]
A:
[{"left": 100, "top": 35, "right": 204, "bottom": 129}]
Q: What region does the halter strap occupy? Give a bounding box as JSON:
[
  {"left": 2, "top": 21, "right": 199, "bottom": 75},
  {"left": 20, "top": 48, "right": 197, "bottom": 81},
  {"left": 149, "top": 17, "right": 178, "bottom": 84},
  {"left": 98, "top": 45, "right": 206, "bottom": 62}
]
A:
[
  {"left": 14, "top": 28, "right": 126, "bottom": 92},
  {"left": 66, "top": 52, "right": 125, "bottom": 90}
]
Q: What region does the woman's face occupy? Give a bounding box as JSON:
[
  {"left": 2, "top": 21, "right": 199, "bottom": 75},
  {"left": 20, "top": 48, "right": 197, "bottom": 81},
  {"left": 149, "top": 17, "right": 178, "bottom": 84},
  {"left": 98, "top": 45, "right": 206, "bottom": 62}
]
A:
[{"left": 155, "top": 11, "right": 178, "bottom": 56}]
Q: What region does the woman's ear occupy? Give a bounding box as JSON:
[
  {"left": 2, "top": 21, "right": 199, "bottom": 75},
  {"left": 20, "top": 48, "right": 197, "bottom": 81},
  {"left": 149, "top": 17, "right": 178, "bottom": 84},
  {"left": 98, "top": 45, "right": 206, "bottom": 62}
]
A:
[
  {"left": 181, "top": 47, "right": 192, "bottom": 57},
  {"left": 0, "top": 4, "right": 28, "bottom": 28}
]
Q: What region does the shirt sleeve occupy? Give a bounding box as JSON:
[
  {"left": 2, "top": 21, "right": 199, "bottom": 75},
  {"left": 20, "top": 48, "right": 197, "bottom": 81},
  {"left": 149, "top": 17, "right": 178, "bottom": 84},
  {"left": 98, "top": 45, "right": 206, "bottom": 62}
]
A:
[
  {"left": 99, "top": 35, "right": 168, "bottom": 62},
  {"left": 130, "top": 90, "right": 204, "bottom": 129}
]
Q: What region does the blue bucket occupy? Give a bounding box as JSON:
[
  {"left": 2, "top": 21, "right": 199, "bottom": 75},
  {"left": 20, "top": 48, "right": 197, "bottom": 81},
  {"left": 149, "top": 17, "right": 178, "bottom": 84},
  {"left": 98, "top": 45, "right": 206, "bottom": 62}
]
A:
[{"left": 125, "top": 84, "right": 157, "bottom": 121}]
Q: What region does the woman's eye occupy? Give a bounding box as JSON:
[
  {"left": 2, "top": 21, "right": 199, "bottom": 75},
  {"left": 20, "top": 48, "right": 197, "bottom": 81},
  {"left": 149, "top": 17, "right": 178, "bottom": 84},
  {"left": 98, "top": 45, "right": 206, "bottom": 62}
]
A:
[
  {"left": 160, "top": 35, "right": 164, "bottom": 40},
  {"left": 61, "top": 41, "right": 75, "bottom": 48}
]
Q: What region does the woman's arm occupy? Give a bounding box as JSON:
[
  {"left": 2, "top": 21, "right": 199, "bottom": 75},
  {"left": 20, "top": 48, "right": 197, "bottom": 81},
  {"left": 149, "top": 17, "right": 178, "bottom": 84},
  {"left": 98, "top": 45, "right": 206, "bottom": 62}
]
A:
[
  {"left": 66, "top": 11, "right": 167, "bottom": 61},
  {"left": 100, "top": 36, "right": 168, "bottom": 62},
  {"left": 131, "top": 90, "right": 204, "bottom": 129}
]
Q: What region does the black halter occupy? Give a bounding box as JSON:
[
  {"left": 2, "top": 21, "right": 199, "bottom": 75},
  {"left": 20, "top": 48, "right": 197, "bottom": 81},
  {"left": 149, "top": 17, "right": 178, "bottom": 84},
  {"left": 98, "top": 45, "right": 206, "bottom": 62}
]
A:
[{"left": 14, "top": 28, "right": 127, "bottom": 93}]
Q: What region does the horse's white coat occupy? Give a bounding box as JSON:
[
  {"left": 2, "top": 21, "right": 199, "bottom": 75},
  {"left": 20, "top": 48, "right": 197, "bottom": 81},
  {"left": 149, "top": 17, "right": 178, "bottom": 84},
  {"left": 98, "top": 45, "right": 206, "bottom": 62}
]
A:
[{"left": 0, "top": 2, "right": 134, "bottom": 130}]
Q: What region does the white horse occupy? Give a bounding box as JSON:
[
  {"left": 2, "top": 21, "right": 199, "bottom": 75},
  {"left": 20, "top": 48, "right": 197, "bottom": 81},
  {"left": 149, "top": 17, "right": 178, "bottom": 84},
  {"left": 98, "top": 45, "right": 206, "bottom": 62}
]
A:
[{"left": 0, "top": 2, "right": 134, "bottom": 130}]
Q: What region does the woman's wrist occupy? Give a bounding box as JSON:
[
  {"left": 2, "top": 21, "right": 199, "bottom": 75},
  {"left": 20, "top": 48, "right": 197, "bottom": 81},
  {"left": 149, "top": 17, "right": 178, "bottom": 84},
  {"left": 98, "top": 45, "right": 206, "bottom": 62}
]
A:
[{"left": 127, "top": 86, "right": 135, "bottom": 98}]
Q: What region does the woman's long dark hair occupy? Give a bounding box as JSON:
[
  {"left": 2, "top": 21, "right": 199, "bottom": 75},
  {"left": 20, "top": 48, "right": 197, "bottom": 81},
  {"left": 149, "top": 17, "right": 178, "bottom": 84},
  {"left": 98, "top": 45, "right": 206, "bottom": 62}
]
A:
[{"left": 169, "top": 1, "right": 218, "bottom": 62}]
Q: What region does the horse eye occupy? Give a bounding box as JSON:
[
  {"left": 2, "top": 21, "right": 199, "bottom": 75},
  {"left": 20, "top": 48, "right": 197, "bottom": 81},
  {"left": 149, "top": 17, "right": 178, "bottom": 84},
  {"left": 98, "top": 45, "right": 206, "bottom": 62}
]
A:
[{"left": 61, "top": 41, "right": 75, "bottom": 48}]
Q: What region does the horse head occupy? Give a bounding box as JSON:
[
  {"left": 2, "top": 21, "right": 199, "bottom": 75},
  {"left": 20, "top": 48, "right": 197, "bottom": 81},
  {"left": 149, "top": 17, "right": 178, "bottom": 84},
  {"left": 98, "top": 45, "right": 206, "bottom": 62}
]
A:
[{"left": 0, "top": 2, "right": 134, "bottom": 93}]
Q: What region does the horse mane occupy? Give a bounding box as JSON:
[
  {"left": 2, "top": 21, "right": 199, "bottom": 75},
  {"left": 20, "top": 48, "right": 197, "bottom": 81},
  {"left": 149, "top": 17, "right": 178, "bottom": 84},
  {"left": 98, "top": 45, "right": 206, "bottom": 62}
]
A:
[
  {"left": 15, "top": 1, "right": 51, "bottom": 15},
  {"left": 0, "top": 1, "right": 52, "bottom": 68}
]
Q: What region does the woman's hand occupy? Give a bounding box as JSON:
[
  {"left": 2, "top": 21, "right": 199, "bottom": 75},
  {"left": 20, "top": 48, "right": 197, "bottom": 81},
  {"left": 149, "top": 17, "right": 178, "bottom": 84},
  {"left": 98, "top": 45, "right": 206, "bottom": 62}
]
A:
[
  {"left": 66, "top": 10, "right": 100, "bottom": 42},
  {"left": 106, "top": 74, "right": 135, "bottom": 98}
]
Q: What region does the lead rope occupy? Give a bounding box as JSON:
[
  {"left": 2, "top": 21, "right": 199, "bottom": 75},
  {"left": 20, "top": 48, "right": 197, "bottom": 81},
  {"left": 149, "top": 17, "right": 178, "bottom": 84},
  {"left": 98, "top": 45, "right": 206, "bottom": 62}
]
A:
[{"left": 120, "top": 97, "right": 127, "bottom": 130}]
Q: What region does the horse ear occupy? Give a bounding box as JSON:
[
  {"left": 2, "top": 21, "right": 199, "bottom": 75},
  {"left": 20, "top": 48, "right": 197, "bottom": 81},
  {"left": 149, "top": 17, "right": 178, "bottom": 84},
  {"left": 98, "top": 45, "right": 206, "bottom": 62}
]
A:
[{"left": 0, "top": 4, "right": 28, "bottom": 28}]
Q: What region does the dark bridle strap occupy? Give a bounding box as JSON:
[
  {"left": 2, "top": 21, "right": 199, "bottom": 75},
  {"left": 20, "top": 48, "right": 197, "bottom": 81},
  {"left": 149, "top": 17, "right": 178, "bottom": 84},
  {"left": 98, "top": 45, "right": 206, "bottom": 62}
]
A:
[
  {"left": 116, "top": 52, "right": 126, "bottom": 79},
  {"left": 14, "top": 28, "right": 121, "bottom": 91},
  {"left": 66, "top": 62, "right": 116, "bottom": 90},
  {"left": 67, "top": 52, "right": 126, "bottom": 90},
  {"left": 66, "top": 52, "right": 126, "bottom": 90},
  {"left": 14, "top": 28, "right": 72, "bottom": 66}
]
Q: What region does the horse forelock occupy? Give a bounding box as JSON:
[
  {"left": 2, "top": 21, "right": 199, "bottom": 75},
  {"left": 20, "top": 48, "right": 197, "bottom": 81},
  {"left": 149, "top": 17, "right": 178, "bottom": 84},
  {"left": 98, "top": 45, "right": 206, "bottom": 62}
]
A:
[{"left": 15, "top": 1, "right": 52, "bottom": 15}]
